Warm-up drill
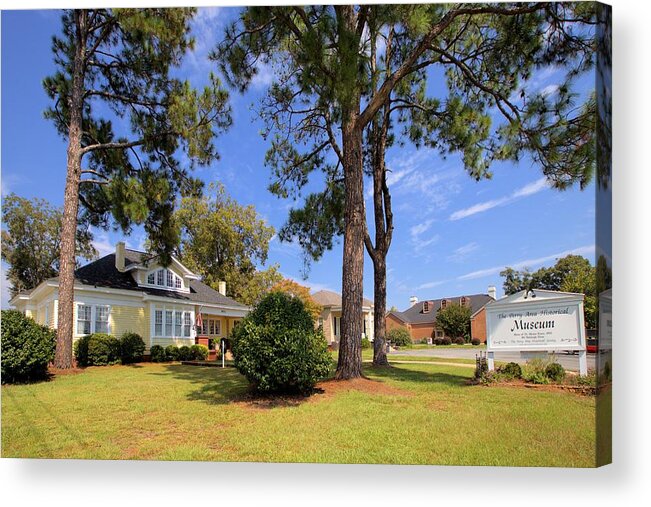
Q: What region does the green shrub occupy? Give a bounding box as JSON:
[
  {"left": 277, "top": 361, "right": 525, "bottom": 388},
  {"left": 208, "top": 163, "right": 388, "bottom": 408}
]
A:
[
  {"left": 231, "top": 291, "right": 333, "bottom": 393},
  {"left": 522, "top": 357, "right": 552, "bottom": 383},
  {"left": 440, "top": 337, "right": 452, "bottom": 346},
  {"left": 75, "top": 333, "right": 120, "bottom": 366},
  {"left": 545, "top": 362, "right": 566, "bottom": 382},
  {"left": 1, "top": 310, "right": 56, "bottom": 383},
  {"left": 471, "top": 338, "right": 481, "bottom": 346},
  {"left": 165, "top": 345, "right": 179, "bottom": 361},
  {"left": 190, "top": 344, "right": 209, "bottom": 360},
  {"left": 452, "top": 336, "right": 465, "bottom": 345},
  {"left": 361, "top": 337, "right": 371, "bottom": 349},
  {"left": 119, "top": 332, "right": 145, "bottom": 364},
  {"left": 387, "top": 327, "right": 411, "bottom": 347},
  {"left": 178, "top": 345, "right": 193, "bottom": 361},
  {"left": 498, "top": 362, "right": 522, "bottom": 379},
  {"left": 150, "top": 345, "right": 166, "bottom": 362}
]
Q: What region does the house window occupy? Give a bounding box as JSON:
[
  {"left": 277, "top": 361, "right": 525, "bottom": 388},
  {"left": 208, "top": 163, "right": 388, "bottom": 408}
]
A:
[
  {"left": 460, "top": 296, "right": 468, "bottom": 307},
  {"left": 155, "top": 310, "right": 163, "bottom": 336},
  {"left": 167, "top": 270, "right": 174, "bottom": 288},
  {"left": 148, "top": 272, "right": 155, "bottom": 284},
  {"left": 183, "top": 312, "right": 191, "bottom": 337},
  {"left": 441, "top": 299, "right": 448, "bottom": 310},
  {"left": 333, "top": 317, "right": 339, "bottom": 336},
  {"left": 175, "top": 276, "right": 182, "bottom": 289},
  {"left": 318, "top": 318, "right": 323, "bottom": 330},
  {"left": 165, "top": 310, "right": 173, "bottom": 336},
  {"left": 157, "top": 269, "right": 164, "bottom": 286},
  {"left": 77, "top": 304, "right": 92, "bottom": 335},
  {"left": 174, "top": 311, "right": 183, "bottom": 336},
  {"left": 423, "top": 301, "right": 430, "bottom": 313},
  {"left": 95, "top": 305, "right": 110, "bottom": 334},
  {"left": 436, "top": 330, "right": 444, "bottom": 338}
]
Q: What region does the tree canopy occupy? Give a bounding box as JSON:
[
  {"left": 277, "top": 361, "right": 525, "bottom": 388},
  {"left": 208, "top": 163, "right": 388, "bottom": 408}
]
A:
[
  {"left": 175, "top": 182, "right": 281, "bottom": 306},
  {"left": 270, "top": 278, "right": 323, "bottom": 323},
  {"left": 436, "top": 303, "right": 472, "bottom": 340},
  {"left": 1, "top": 194, "right": 97, "bottom": 298}
]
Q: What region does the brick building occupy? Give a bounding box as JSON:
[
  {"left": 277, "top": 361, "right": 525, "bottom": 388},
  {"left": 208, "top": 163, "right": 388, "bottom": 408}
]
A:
[{"left": 386, "top": 287, "right": 496, "bottom": 343}]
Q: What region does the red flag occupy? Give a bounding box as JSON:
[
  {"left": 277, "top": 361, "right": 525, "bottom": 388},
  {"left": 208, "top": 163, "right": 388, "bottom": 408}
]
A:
[{"left": 195, "top": 311, "right": 203, "bottom": 333}]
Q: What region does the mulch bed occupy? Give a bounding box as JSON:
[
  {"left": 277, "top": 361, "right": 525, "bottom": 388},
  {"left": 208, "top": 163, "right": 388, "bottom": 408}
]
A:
[{"left": 470, "top": 377, "right": 597, "bottom": 396}]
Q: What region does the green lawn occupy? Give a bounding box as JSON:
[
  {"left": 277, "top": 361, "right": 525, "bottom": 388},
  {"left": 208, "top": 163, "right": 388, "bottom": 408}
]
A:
[{"left": 1, "top": 362, "right": 596, "bottom": 466}]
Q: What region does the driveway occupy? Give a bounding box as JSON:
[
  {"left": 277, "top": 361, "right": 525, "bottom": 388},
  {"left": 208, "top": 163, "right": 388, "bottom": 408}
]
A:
[{"left": 389, "top": 347, "right": 596, "bottom": 372}]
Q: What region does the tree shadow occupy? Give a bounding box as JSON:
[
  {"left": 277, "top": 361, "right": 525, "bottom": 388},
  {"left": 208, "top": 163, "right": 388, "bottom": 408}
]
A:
[{"left": 364, "top": 363, "right": 472, "bottom": 388}]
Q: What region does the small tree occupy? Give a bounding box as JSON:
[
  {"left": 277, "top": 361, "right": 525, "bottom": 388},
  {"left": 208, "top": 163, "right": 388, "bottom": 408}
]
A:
[
  {"left": 435, "top": 304, "right": 471, "bottom": 342},
  {"left": 386, "top": 327, "right": 412, "bottom": 347},
  {"left": 231, "top": 292, "right": 332, "bottom": 393},
  {"left": 1, "top": 194, "right": 97, "bottom": 298},
  {"left": 270, "top": 279, "right": 323, "bottom": 323}
]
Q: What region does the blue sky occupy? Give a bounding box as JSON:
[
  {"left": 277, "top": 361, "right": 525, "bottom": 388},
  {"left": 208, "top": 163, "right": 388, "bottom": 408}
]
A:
[{"left": 1, "top": 8, "right": 597, "bottom": 311}]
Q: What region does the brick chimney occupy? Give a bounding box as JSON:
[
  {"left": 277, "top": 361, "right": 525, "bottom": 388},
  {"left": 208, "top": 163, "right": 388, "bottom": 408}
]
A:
[
  {"left": 488, "top": 285, "right": 497, "bottom": 300},
  {"left": 218, "top": 281, "right": 226, "bottom": 296},
  {"left": 115, "top": 242, "right": 126, "bottom": 272}
]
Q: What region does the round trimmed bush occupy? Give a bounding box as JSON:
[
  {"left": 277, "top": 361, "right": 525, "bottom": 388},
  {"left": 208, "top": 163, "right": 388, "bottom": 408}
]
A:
[
  {"left": 1, "top": 309, "right": 55, "bottom": 384},
  {"left": 387, "top": 327, "right": 411, "bottom": 347},
  {"left": 190, "top": 344, "right": 208, "bottom": 360},
  {"left": 471, "top": 337, "right": 481, "bottom": 346},
  {"left": 178, "top": 345, "right": 193, "bottom": 361},
  {"left": 453, "top": 336, "right": 465, "bottom": 345},
  {"left": 165, "top": 345, "right": 179, "bottom": 361},
  {"left": 150, "top": 345, "right": 166, "bottom": 362},
  {"left": 74, "top": 335, "right": 91, "bottom": 366},
  {"left": 440, "top": 337, "right": 452, "bottom": 346},
  {"left": 361, "top": 337, "right": 371, "bottom": 349},
  {"left": 545, "top": 362, "right": 566, "bottom": 382},
  {"left": 498, "top": 362, "right": 522, "bottom": 379},
  {"left": 231, "top": 291, "right": 333, "bottom": 393},
  {"left": 119, "top": 332, "right": 146, "bottom": 364}
]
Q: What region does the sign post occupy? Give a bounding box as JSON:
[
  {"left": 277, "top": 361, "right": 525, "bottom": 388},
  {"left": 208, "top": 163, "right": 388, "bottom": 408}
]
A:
[{"left": 485, "top": 290, "right": 587, "bottom": 375}]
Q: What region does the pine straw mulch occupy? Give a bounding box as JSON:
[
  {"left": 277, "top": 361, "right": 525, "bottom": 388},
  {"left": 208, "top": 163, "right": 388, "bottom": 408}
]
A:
[{"left": 234, "top": 377, "right": 412, "bottom": 410}]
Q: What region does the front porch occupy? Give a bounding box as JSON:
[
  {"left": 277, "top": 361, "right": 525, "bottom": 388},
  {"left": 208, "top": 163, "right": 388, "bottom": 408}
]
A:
[{"left": 194, "top": 313, "right": 242, "bottom": 360}]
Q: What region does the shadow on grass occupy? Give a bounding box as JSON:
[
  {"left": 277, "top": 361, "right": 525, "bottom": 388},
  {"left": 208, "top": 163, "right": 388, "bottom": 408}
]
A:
[
  {"left": 153, "top": 363, "right": 323, "bottom": 409},
  {"left": 364, "top": 363, "right": 472, "bottom": 388}
]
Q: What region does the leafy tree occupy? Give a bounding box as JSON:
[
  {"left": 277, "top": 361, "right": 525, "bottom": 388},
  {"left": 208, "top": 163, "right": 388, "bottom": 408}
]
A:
[
  {"left": 215, "top": 4, "right": 598, "bottom": 379},
  {"left": 1, "top": 194, "right": 97, "bottom": 298},
  {"left": 500, "top": 254, "right": 597, "bottom": 328},
  {"left": 435, "top": 304, "right": 472, "bottom": 341},
  {"left": 270, "top": 278, "right": 323, "bottom": 322},
  {"left": 44, "top": 9, "right": 232, "bottom": 368},
  {"left": 175, "top": 182, "right": 281, "bottom": 306}
]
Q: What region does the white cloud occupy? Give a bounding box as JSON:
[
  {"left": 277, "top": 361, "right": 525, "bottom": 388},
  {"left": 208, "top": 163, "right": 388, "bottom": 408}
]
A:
[
  {"left": 250, "top": 61, "right": 274, "bottom": 90},
  {"left": 540, "top": 84, "right": 560, "bottom": 97},
  {"left": 449, "top": 177, "right": 550, "bottom": 221},
  {"left": 92, "top": 230, "right": 114, "bottom": 258},
  {"left": 458, "top": 244, "right": 595, "bottom": 281},
  {"left": 447, "top": 242, "right": 479, "bottom": 262}
]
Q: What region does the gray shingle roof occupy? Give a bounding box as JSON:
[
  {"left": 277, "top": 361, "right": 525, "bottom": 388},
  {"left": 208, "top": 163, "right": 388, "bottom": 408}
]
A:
[
  {"left": 389, "top": 294, "right": 493, "bottom": 324},
  {"left": 56, "top": 249, "right": 247, "bottom": 307}
]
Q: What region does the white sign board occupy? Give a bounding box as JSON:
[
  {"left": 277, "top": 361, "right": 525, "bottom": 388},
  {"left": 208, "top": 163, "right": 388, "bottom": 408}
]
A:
[{"left": 486, "top": 291, "right": 586, "bottom": 352}]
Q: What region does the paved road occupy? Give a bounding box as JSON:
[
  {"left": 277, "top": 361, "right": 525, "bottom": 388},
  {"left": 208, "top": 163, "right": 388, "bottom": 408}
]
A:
[{"left": 389, "top": 347, "right": 596, "bottom": 372}]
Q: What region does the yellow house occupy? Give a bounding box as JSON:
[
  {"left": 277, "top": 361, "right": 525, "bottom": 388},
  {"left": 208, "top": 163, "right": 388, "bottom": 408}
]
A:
[
  {"left": 10, "top": 242, "right": 249, "bottom": 353},
  {"left": 311, "top": 290, "right": 374, "bottom": 347}
]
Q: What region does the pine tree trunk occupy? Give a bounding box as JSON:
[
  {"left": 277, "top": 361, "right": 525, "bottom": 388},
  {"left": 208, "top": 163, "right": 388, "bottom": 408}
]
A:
[
  {"left": 336, "top": 113, "right": 365, "bottom": 380},
  {"left": 54, "top": 10, "right": 86, "bottom": 369},
  {"left": 372, "top": 254, "right": 390, "bottom": 366}
]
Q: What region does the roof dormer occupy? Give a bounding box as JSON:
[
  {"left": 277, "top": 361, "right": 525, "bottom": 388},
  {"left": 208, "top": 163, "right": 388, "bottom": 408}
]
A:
[{"left": 422, "top": 301, "right": 431, "bottom": 313}]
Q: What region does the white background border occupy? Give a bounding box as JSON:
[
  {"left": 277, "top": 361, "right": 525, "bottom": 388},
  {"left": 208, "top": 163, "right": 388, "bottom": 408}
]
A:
[{"left": 1, "top": 0, "right": 650, "bottom": 505}]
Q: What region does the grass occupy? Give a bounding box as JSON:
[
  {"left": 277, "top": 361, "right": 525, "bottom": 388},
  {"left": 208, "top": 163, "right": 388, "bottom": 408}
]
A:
[
  {"left": 337, "top": 349, "right": 478, "bottom": 365},
  {"left": 1, "top": 362, "right": 596, "bottom": 466}
]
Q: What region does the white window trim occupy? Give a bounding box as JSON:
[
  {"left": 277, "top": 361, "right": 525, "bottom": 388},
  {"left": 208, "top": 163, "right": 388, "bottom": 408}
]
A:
[
  {"left": 141, "top": 267, "right": 190, "bottom": 293},
  {"left": 150, "top": 305, "right": 195, "bottom": 339},
  {"left": 75, "top": 303, "right": 111, "bottom": 336}
]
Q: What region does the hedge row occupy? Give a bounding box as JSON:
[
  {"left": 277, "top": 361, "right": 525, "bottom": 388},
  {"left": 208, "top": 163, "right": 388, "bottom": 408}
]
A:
[
  {"left": 74, "top": 332, "right": 146, "bottom": 367},
  {"left": 150, "top": 344, "right": 208, "bottom": 362}
]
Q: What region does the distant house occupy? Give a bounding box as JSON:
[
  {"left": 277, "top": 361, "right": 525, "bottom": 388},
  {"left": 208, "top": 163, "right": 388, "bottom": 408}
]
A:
[
  {"left": 311, "top": 290, "right": 374, "bottom": 346},
  {"left": 10, "top": 242, "right": 249, "bottom": 353},
  {"left": 386, "top": 288, "right": 496, "bottom": 343}
]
